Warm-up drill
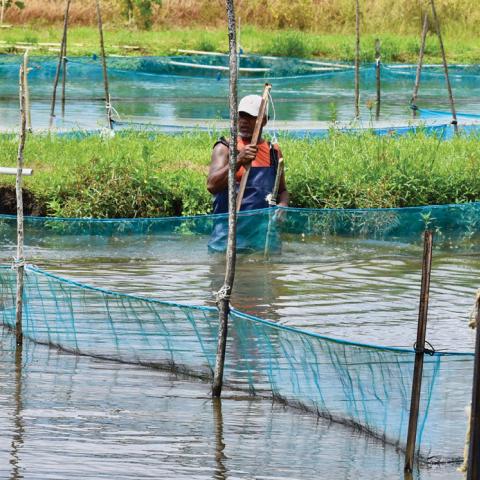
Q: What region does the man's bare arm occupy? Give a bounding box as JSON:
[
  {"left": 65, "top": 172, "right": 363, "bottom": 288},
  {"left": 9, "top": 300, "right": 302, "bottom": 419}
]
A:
[
  {"left": 207, "top": 144, "right": 230, "bottom": 194},
  {"left": 207, "top": 143, "right": 258, "bottom": 194}
]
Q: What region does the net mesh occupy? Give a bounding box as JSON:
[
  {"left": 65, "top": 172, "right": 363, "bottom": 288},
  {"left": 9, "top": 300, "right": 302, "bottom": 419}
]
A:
[
  {"left": 0, "top": 204, "right": 478, "bottom": 463},
  {"left": 0, "top": 203, "right": 478, "bottom": 250},
  {"left": 0, "top": 265, "right": 473, "bottom": 463}
]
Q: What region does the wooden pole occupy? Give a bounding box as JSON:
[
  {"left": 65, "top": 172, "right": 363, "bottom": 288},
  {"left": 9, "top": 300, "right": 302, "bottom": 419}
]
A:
[
  {"left": 95, "top": 0, "right": 113, "bottom": 129},
  {"left": 15, "top": 55, "right": 28, "bottom": 348},
  {"left": 404, "top": 230, "right": 434, "bottom": 473},
  {"left": 354, "top": 0, "right": 360, "bottom": 119},
  {"left": 411, "top": 13, "right": 429, "bottom": 118},
  {"left": 0, "top": 0, "right": 5, "bottom": 25},
  {"left": 467, "top": 297, "right": 480, "bottom": 480},
  {"left": 212, "top": 0, "right": 239, "bottom": 398},
  {"left": 235, "top": 83, "right": 271, "bottom": 212},
  {"left": 48, "top": 0, "right": 71, "bottom": 129},
  {"left": 23, "top": 50, "right": 31, "bottom": 131},
  {"left": 375, "top": 38, "right": 381, "bottom": 120},
  {"left": 429, "top": 0, "right": 458, "bottom": 133},
  {"left": 61, "top": 4, "right": 70, "bottom": 119}
]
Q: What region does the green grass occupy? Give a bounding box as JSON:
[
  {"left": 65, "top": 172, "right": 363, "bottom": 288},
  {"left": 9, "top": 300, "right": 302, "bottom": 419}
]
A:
[
  {"left": 2, "top": 25, "right": 480, "bottom": 64},
  {"left": 0, "top": 131, "right": 480, "bottom": 218}
]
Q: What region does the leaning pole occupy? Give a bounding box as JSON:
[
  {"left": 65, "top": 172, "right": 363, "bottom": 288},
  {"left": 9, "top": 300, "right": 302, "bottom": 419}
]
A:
[{"left": 212, "top": 0, "right": 239, "bottom": 398}]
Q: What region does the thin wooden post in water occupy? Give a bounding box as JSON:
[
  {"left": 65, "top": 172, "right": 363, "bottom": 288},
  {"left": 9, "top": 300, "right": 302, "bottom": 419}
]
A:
[
  {"left": 430, "top": 0, "right": 457, "bottom": 133},
  {"left": 48, "top": 0, "right": 71, "bottom": 129},
  {"left": 354, "top": 0, "right": 360, "bottom": 119},
  {"left": 96, "top": 0, "right": 113, "bottom": 129},
  {"left": 212, "top": 0, "right": 239, "bottom": 398},
  {"left": 23, "top": 50, "right": 31, "bottom": 131},
  {"left": 15, "top": 56, "right": 27, "bottom": 348},
  {"left": 411, "top": 13, "right": 429, "bottom": 118},
  {"left": 467, "top": 297, "right": 480, "bottom": 480},
  {"left": 61, "top": 3, "right": 70, "bottom": 119},
  {"left": 404, "top": 230, "right": 434, "bottom": 473},
  {"left": 0, "top": 0, "right": 5, "bottom": 25},
  {"left": 375, "top": 38, "right": 381, "bottom": 120}
]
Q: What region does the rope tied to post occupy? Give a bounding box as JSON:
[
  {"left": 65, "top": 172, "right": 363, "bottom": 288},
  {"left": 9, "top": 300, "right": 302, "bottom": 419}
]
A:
[
  {"left": 11, "top": 257, "right": 25, "bottom": 270},
  {"left": 215, "top": 285, "right": 231, "bottom": 304},
  {"left": 413, "top": 340, "right": 436, "bottom": 356}
]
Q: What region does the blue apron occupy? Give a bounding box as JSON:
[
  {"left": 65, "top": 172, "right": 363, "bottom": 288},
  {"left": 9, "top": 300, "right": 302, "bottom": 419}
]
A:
[{"left": 208, "top": 141, "right": 280, "bottom": 253}]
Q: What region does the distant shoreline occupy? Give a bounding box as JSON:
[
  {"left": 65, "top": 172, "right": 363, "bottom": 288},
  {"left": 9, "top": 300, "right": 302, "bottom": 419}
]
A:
[{"left": 1, "top": 26, "right": 479, "bottom": 64}]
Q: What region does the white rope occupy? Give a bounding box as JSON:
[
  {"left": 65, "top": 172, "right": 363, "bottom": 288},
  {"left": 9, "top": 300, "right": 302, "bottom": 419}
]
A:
[
  {"left": 215, "top": 285, "right": 231, "bottom": 303},
  {"left": 11, "top": 257, "right": 25, "bottom": 269},
  {"left": 267, "top": 90, "right": 278, "bottom": 145}
]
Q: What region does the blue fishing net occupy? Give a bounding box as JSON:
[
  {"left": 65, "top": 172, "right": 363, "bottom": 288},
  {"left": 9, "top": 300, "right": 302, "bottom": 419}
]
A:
[
  {"left": 0, "top": 264, "right": 473, "bottom": 463},
  {"left": 0, "top": 203, "right": 478, "bottom": 250},
  {"left": 1, "top": 54, "right": 479, "bottom": 128}
]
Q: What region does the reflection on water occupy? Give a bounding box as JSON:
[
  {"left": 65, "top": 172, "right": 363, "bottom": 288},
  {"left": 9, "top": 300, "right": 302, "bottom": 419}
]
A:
[
  {"left": 0, "top": 332, "right": 460, "bottom": 479},
  {"left": 0, "top": 222, "right": 475, "bottom": 478},
  {"left": 8, "top": 235, "right": 475, "bottom": 352},
  {"left": 9, "top": 346, "right": 24, "bottom": 480}
]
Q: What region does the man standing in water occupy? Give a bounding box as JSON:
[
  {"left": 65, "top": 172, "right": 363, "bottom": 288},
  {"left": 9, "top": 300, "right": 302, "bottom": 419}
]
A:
[{"left": 207, "top": 94, "right": 289, "bottom": 252}]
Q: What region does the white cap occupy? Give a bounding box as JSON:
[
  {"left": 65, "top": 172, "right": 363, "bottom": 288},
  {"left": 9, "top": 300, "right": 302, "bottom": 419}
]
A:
[{"left": 238, "top": 94, "right": 268, "bottom": 117}]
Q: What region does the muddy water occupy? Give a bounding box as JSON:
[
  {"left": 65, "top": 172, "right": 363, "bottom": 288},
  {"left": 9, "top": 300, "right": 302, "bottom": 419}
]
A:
[
  {"left": 0, "top": 233, "right": 476, "bottom": 478},
  {"left": 24, "top": 236, "right": 479, "bottom": 352},
  {"left": 0, "top": 331, "right": 460, "bottom": 479}
]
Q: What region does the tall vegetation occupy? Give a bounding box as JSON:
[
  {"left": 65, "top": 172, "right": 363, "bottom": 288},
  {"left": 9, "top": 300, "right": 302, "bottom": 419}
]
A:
[
  {"left": 4, "top": 0, "right": 480, "bottom": 37},
  {"left": 118, "top": 0, "right": 162, "bottom": 29},
  {"left": 0, "top": 132, "right": 479, "bottom": 218}
]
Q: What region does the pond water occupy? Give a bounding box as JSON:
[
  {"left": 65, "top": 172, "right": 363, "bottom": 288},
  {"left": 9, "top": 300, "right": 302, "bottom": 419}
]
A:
[
  {"left": 0, "top": 55, "right": 479, "bottom": 130},
  {"left": 0, "top": 226, "right": 475, "bottom": 477},
  {"left": 0, "top": 330, "right": 461, "bottom": 479}
]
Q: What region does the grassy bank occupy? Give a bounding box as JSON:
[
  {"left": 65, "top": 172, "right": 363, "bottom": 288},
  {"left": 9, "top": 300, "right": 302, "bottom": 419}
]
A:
[
  {"left": 1, "top": 25, "right": 480, "bottom": 64},
  {"left": 0, "top": 131, "right": 479, "bottom": 218}
]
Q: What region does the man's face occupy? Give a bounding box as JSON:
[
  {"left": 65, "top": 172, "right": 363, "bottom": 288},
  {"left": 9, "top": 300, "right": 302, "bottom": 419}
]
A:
[{"left": 238, "top": 111, "right": 258, "bottom": 139}]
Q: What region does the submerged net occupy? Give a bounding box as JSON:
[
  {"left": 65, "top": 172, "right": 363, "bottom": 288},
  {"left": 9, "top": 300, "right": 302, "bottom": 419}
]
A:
[
  {"left": 0, "top": 264, "right": 473, "bottom": 463},
  {"left": 0, "top": 204, "right": 478, "bottom": 462}
]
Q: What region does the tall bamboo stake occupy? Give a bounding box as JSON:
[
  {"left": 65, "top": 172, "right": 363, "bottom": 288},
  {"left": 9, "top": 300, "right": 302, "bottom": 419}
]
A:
[
  {"left": 61, "top": 8, "right": 69, "bottom": 119},
  {"left": 411, "top": 13, "right": 429, "bottom": 118},
  {"left": 467, "top": 297, "right": 480, "bottom": 480},
  {"left": 212, "top": 0, "right": 238, "bottom": 398},
  {"left": 48, "top": 0, "right": 71, "bottom": 129},
  {"left": 96, "top": 0, "right": 113, "bottom": 129},
  {"left": 0, "top": 0, "right": 5, "bottom": 25},
  {"left": 430, "top": 0, "right": 457, "bottom": 133},
  {"left": 404, "top": 230, "right": 434, "bottom": 473},
  {"left": 375, "top": 38, "right": 381, "bottom": 120},
  {"left": 23, "top": 49, "right": 31, "bottom": 131},
  {"left": 15, "top": 56, "right": 28, "bottom": 348},
  {"left": 354, "top": 0, "right": 360, "bottom": 119}
]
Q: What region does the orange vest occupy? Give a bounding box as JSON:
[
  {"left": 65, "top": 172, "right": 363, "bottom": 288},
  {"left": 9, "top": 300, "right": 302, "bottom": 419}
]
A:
[{"left": 235, "top": 138, "right": 281, "bottom": 181}]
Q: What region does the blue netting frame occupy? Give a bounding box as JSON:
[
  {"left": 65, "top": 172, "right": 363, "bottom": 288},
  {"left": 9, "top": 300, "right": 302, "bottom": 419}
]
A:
[{"left": 0, "top": 264, "right": 474, "bottom": 464}]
